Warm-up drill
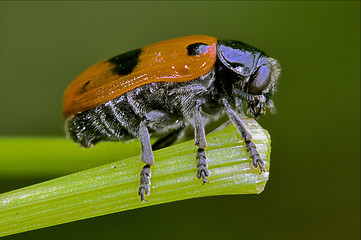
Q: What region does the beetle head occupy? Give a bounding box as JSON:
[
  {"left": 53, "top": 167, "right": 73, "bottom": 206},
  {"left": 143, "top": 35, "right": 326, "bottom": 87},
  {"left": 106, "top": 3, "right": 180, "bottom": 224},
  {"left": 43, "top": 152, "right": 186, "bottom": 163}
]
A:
[{"left": 217, "top": 40, "right": 281, "bottom": 117}]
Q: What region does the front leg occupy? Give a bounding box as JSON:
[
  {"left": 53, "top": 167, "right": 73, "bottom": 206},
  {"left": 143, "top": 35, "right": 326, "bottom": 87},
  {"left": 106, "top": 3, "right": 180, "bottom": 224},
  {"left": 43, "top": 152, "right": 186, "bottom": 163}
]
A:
[
  {"left": 221, "top": 98, "right": 265, "bottom": 172},
  {"left": 193, "top": 100, "right": 209, "bottom": 183}
]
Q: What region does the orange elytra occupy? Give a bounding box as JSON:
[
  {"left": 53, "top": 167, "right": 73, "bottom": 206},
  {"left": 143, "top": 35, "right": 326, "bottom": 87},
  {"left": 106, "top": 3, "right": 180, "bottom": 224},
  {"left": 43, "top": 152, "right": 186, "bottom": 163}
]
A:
[{"left": 62, "top": 35, "right": 217, "bottom": 118}]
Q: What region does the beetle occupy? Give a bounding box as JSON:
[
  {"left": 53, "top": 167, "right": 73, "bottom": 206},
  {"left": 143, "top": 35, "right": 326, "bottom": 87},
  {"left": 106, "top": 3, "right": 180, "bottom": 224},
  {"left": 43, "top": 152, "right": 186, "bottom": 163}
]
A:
[{"left": 62, "top": 35, "right": 280, "bottom": 201}]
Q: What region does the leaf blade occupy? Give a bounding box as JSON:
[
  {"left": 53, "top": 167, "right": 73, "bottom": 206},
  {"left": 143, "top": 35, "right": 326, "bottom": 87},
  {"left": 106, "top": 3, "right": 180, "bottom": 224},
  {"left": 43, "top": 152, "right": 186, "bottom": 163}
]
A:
[{"left": 0, "top": 119, "right": 271, "bottom": 237}]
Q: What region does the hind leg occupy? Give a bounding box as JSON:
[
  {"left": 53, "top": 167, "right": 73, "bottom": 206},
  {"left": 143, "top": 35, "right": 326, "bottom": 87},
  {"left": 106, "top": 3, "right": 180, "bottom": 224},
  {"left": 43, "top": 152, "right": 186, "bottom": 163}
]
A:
[
  {"left": 138, "top": 121, "right": 154, "bottom": 202},
  {"left": 137, "top": 111, "right": 182, "bottom": 201},
  {"left": 193, "top": 100, "right": 209, "bottom": 183}
]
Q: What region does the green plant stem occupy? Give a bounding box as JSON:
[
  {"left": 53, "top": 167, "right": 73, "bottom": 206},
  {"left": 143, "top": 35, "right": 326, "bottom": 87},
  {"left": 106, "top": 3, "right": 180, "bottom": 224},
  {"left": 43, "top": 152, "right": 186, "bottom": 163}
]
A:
[
  {"left": 0, "top": 119, "right": 271, "bottom": 237},
  {"left": 0, "top": 137, "right": 142, "bottom": 178}
]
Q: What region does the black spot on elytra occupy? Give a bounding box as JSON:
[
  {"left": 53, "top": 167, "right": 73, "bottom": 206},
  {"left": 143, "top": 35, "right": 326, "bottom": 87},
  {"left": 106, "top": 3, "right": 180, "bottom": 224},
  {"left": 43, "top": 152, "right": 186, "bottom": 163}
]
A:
[
  {"left": 80, "top": 80, "right": 90, "bottom": 93},
  {"left": 83, "top": 80, "right": 90, "bottom": 88},
  {"left": 109, "top": 48, "right": 141, "bottom": 75},
  {"left": 187, "top": 42, "right": 209, "bottom": 56}
]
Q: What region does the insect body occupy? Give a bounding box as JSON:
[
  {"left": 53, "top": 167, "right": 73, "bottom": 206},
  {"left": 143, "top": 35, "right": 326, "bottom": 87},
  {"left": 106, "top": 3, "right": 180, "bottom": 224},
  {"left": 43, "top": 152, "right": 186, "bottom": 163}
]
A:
[{"left": 63, "top": 35, "right": 280, "bottom": 201}]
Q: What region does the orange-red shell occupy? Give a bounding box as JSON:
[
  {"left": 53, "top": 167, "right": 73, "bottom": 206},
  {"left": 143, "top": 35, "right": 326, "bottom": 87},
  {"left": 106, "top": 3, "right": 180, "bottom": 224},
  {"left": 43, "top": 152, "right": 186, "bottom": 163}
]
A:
[{"left": 62, "top": 35, "right": 217, "bottom": 118}]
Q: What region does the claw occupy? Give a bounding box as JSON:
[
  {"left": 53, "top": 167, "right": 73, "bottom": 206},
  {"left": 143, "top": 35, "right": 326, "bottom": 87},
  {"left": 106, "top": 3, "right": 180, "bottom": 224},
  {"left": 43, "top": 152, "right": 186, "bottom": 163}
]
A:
[
  {"left": 251, "top": 153, "right": 265, "bottom": 173},
  {"left": 138, "top": 165, "right": 151, "bottom": 202},
  {"left": 246, "top": 140, "right": 265, "bottom": 173},
  {"left": 138, "top": 184, "right": 149, "bottom": 202},
  {"left": 253, "top": 156, "right": 265, "bottom": 173},
  {"left": 197, "top": 165, "right": 209, "bottom": 184},
  {"left": 196, "top": 148, "right": 209, "bottom": 184}
]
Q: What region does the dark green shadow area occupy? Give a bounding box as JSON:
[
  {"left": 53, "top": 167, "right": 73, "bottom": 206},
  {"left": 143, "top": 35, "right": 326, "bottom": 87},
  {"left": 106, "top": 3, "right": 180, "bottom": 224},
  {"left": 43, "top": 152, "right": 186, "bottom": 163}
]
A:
[{"left": 0, "top": 1, "right": 359, "bottom": 240}]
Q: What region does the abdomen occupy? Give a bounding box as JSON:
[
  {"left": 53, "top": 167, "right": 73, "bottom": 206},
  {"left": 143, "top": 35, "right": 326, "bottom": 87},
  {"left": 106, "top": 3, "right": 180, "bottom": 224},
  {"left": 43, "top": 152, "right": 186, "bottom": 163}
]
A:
[
  {"left": 66, "top": 68, "right": 218, "bottom": 148},
  {"left": 66, "top": 93, "right": 140, "bottom": 148}
]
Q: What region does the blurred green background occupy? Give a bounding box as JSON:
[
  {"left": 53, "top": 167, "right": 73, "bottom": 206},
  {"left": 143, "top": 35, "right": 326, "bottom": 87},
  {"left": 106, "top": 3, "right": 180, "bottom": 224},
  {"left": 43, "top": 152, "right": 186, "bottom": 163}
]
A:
[{"left": 0, "top": 1, "right": 359, "bottom": 240}]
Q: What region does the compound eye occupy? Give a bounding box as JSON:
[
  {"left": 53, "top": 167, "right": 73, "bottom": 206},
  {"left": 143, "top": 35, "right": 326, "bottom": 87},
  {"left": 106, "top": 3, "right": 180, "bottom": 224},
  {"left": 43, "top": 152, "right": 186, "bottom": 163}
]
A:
[{"left": 248, "top": 65, "right": 271, "bottom": 95}]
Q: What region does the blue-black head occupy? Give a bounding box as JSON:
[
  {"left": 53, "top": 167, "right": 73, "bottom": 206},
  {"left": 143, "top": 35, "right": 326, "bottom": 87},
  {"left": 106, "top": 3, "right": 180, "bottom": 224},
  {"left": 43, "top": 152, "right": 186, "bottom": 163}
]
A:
[{"left": 217, "top": 40, "right": 281, "bottom": 117}]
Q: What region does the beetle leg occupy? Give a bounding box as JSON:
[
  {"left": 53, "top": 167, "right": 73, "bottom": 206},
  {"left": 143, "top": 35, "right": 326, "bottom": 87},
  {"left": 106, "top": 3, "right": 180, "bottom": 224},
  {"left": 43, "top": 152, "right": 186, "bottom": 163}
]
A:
[
  {"left": 138, "top": 164, "right": 151, "bottom": 202},
  {"left": 221, "top": 98, "right": 265, "bottom": 172},
  {"left": 194, "top": 100, "right": 209, "bottom": 183},
  {"left": 138, "top": 121, "right": 154, "bottom": 201}
]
